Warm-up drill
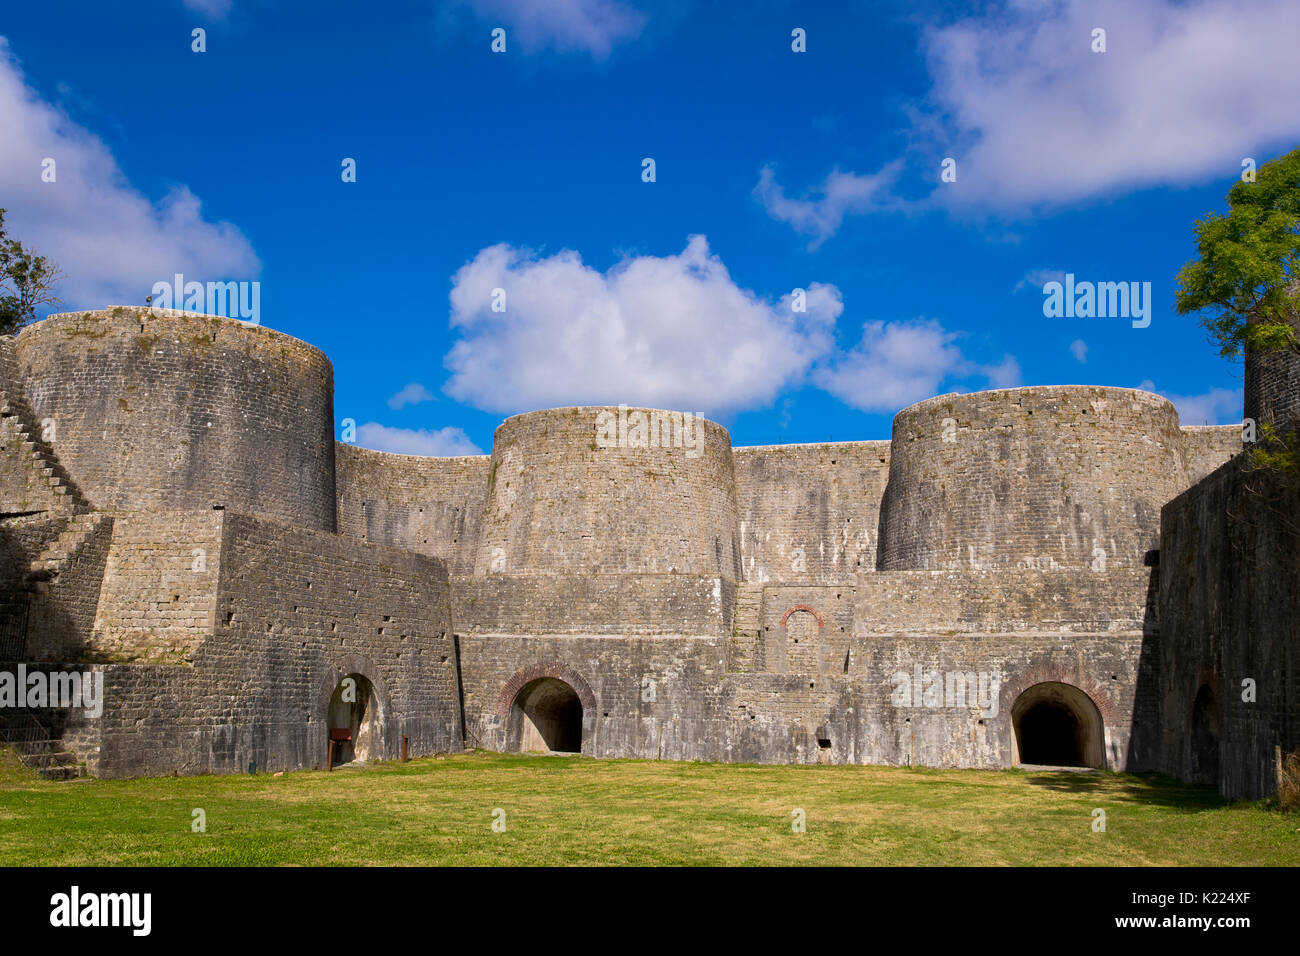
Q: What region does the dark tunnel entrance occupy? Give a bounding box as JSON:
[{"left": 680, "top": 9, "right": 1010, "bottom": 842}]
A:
[
  {"left": 510, "top": 677, "right": 583, "bottom": 754},
  {"left": 1012, "top": 682, "right": 1105, "bottom": 769}
]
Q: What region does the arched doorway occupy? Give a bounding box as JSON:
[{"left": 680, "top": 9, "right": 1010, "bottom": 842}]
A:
[
  {"left": 510, "top": 677, "right": 583, "bottom": 753},
  {"left": 327, "top": 673, "right": 382, "bottom": 767},
  {"left": 1012, "top": 681, "right": 1105, "bottom": 769},
  {"left": 1189, "top": 684, "right": 1221, "bottom": 785}
]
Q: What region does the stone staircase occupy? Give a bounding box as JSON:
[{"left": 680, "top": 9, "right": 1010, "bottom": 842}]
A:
[
  {"left": 0, "top": 711, "right": 82, "bottom": 780},
  {"left": 23, "top": 512, "right": 109, "bottom": 592},
  {"left": 0, "top": 388, "right": 90, "bottom": 519},
  {"left": 727, "top": 582, "right": 765, "bottom": 673}
]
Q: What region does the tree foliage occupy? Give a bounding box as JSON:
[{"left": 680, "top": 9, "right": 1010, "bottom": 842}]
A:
[
  {"left": 1175, "top": 148, "right": 1300, "bottom": 360},
  {"left": 0, "top": 208, "right": 65, "bottom": 336}
]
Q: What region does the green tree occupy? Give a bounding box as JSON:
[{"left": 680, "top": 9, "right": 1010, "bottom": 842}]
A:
[
  {"left": 1175, "top": 147, "right": 1300, "bottom": 361},
  {"left": 0, "top": 208, "right": 65, "bottom": 336}
]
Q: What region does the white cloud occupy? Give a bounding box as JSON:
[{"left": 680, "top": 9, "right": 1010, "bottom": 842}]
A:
[
  {"left": 1139, "top": 381, "right": 1242, "bottom": 425},
  {"left": 182, "top": 0, "right": 232, "bottom": 19},
  {"left": 813, "top": 319, "right": 1020, "bottom": 413},
  {"left": 443, "top": 235, "right": 840, "bottom": 415},
  {"left": 922, "top": 0, "right": 1300, "bottom": 208},
  {"left": 356, "top": 423, "right": 483, "bottom": 457},
  {"left": 753, "top": 161, "right": 903, "bottom": 247},
  {"left": 0, "top": 37, "right": 258, "bottom": 312},
  {"left": 1014, "top": 268, "right": 1065, "bottom": 294},
  {"left": 456, "top": 0, "right": 645, "bottom": 57},
  {"left": 387, "top": 382, "right": 435, "bottom": 410},
  {"left": 1069, "top": 339, "right": 1087, "bottom": 363}
]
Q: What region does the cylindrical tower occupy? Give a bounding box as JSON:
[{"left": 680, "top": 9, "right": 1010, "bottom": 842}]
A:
[
  {"left": 13, "top": 307, "right": 337, "bottom": 530},
  {"left": 1243, "top": 301, "right": 1300, "bottom": 432},
  {"left": 876, "top": 386, "right": 1188, "bottom": 571},
  {"left": 474, "top": 406, "right": 741, "bottom": 577}
]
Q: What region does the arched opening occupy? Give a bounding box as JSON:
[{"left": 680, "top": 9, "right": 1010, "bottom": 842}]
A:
[
  {"left": 1189, "top": 684, "right": 1221, "bottom": 785},
  {"left": 1012, "top": 681, "right": 1105, "bottom": 769},
  {"left": 327, "top": 673, "right": 382, "bottom": 767},
  {"left": 511, "top": 677, "right": 583, "bottom": 754}
]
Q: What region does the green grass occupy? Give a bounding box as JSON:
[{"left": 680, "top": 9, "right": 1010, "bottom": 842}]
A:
[{"left": 0, "top": 747, "right": 1295, "bottom": 866}]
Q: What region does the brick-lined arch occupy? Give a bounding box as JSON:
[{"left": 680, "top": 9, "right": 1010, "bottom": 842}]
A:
[
  {"left": 496, "top": 661, "right": 598, "bottom": 756},
  {"left": 496, "top": 661, "right": 597, "bottom": 716},
  {"left": 998, "top": 665, "right": 1117, "bottom": 727},
  {"left": 780, "top": 605, "right": 825, "bottom": 628},
  {"left": 1000, "top": 665, "right": 1115, "bottom": 770}
]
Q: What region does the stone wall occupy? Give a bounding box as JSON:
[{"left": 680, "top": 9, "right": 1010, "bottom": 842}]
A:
[
  {"left": 1158, "top": 456, "right": 1300, "bottom": 799},
  {"left": 334, "top": 442, "right": 488, "bottom": 575},
  {"left": 1181, "top": 425, "right": 1241, "bottom": 484},
  {"left": 86, "top": 511, "right": 224, "bottom": 665},
  {"left": 733, "top": 441, "right": 890, "bottom": 584},
  {"left": 454, "top": 572, "right": 731, "bottom": 636},
  {"left": 474, "top": 407, "right": 741, "bottom": 578},
  {"left": 878, "top": 386, "right": 1187, "bottom": 572},
  {"left": 65, "top": 510, "right": 461, "bottom": 778},
  {"left": 12, "top": 309, "right": 337, "bottom": 530}
]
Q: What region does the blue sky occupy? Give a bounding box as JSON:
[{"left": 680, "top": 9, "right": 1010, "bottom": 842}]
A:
[{"left": 2, "top": 0, "right": 1298, "bottom": 454}]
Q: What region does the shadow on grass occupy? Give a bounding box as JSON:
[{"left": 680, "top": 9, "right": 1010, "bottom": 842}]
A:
[{"left": 1018, "top": 770, "right": 1224, "bottom": 811}]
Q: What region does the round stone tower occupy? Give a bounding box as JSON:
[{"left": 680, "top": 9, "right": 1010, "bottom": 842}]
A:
[
  {"left": 1243, "top": 299, "right": 1300, "bottom": 432},
  {"left": 474, "top": 406, "right": 741, "bottom": 577},
  {"left": 13, "top": 307, "right": 337, "bottom": 530},
  {"left": 876, "top": 386, "right": 1187, "bottom": 571}
]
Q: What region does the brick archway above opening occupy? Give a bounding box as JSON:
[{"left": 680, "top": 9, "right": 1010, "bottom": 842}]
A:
[
  {"left": 1000, "top": 665, "right": 1117, "bottom": 727},
  {"left": 780, "top": 605, "right": 825, "bottom": 629},
  {"left": 496, "top": 661, "right": 597, "bottom": 717}
]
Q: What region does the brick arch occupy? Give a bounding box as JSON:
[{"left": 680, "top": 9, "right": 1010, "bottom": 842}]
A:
[
  {"left": 496, "top": 661, "right": 598, "bottom": 757},
  {"left": 496, "top": 661, "right": 597, "bottom": 717},
  {"left": 780, "top": 605, "right": 825, "bottom": 629},
  {"left": 998, "top": 665, "right": 1117, "bottom": 727},
  {"left": 1000, "top": 665, "right": 1116, "bottom": 770}
]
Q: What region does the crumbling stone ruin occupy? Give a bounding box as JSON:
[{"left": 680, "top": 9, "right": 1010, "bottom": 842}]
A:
[{"left": 0, "top": 306, "right": 1295, "bottom": 799}]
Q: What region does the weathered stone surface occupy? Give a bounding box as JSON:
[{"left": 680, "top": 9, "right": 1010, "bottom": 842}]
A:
[{"left": 0, "top": 305, "right": 1292, "bottom": 799}]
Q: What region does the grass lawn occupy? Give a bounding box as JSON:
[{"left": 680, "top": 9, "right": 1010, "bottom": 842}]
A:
[{"left": 0, "top": 747, "right": 1295, "bottom": 866}]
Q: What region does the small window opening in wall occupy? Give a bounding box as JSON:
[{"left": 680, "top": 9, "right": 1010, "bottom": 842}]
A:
[
  {"left": 817, "top": 737, "right": 831, "bottom": 749},
  {"left": 212, "top": 504, "right": 225, "bottom": 511},
  {"left": 809, "top": 682, "right": 815, "bottom": 689},
  {"left": 331, "top": 622, "right": 337, "bottom": 632},
  {"left": 378, "top": 627, "right": 385, "bottom": 635},
  {"left": 307, "top": 581, "right": 312, "bottom": 590},
  {"left": 266, "top": 622, "right": 273, "bottom": 632},
  {"left": 439, "top": 655, "right": 448, "bottom": 663},
  {"left": 225, "top": 611, "right": 234, "bottom": 625}
]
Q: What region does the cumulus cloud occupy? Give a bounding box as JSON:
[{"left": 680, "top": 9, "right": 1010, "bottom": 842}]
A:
[
  {"left": 387, "top": 382, "right": 436, "bottom": 410},
  {"left": 758, "top": 0, "right": 1300, "bottom": 238},
  {"left": 814, "top": 319, "right": 1021, "bottom": 413},
  {"left": 1069, "top": 339, "right": 1087, "bottom": 363},
  {"left": 453, "top": 0, "right": 646, "bottom": 57},
  {"left": 1138, "top": 380, "right": 1242, "bottom": 426},
  {"left": 0, "top": 37, "right": 258, "bottom": 312},
  {"left": 922, "top": 0, "right": 1300, "bottom": 208},
  {"left": 443, "top": 235, "right": 840, "bottom": 415},
  {"left": 356, "top": 423, "right": 483, "bottom": 457},
  {"left": 753, "top": 161, "right": 903, "bottom": 247}
]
